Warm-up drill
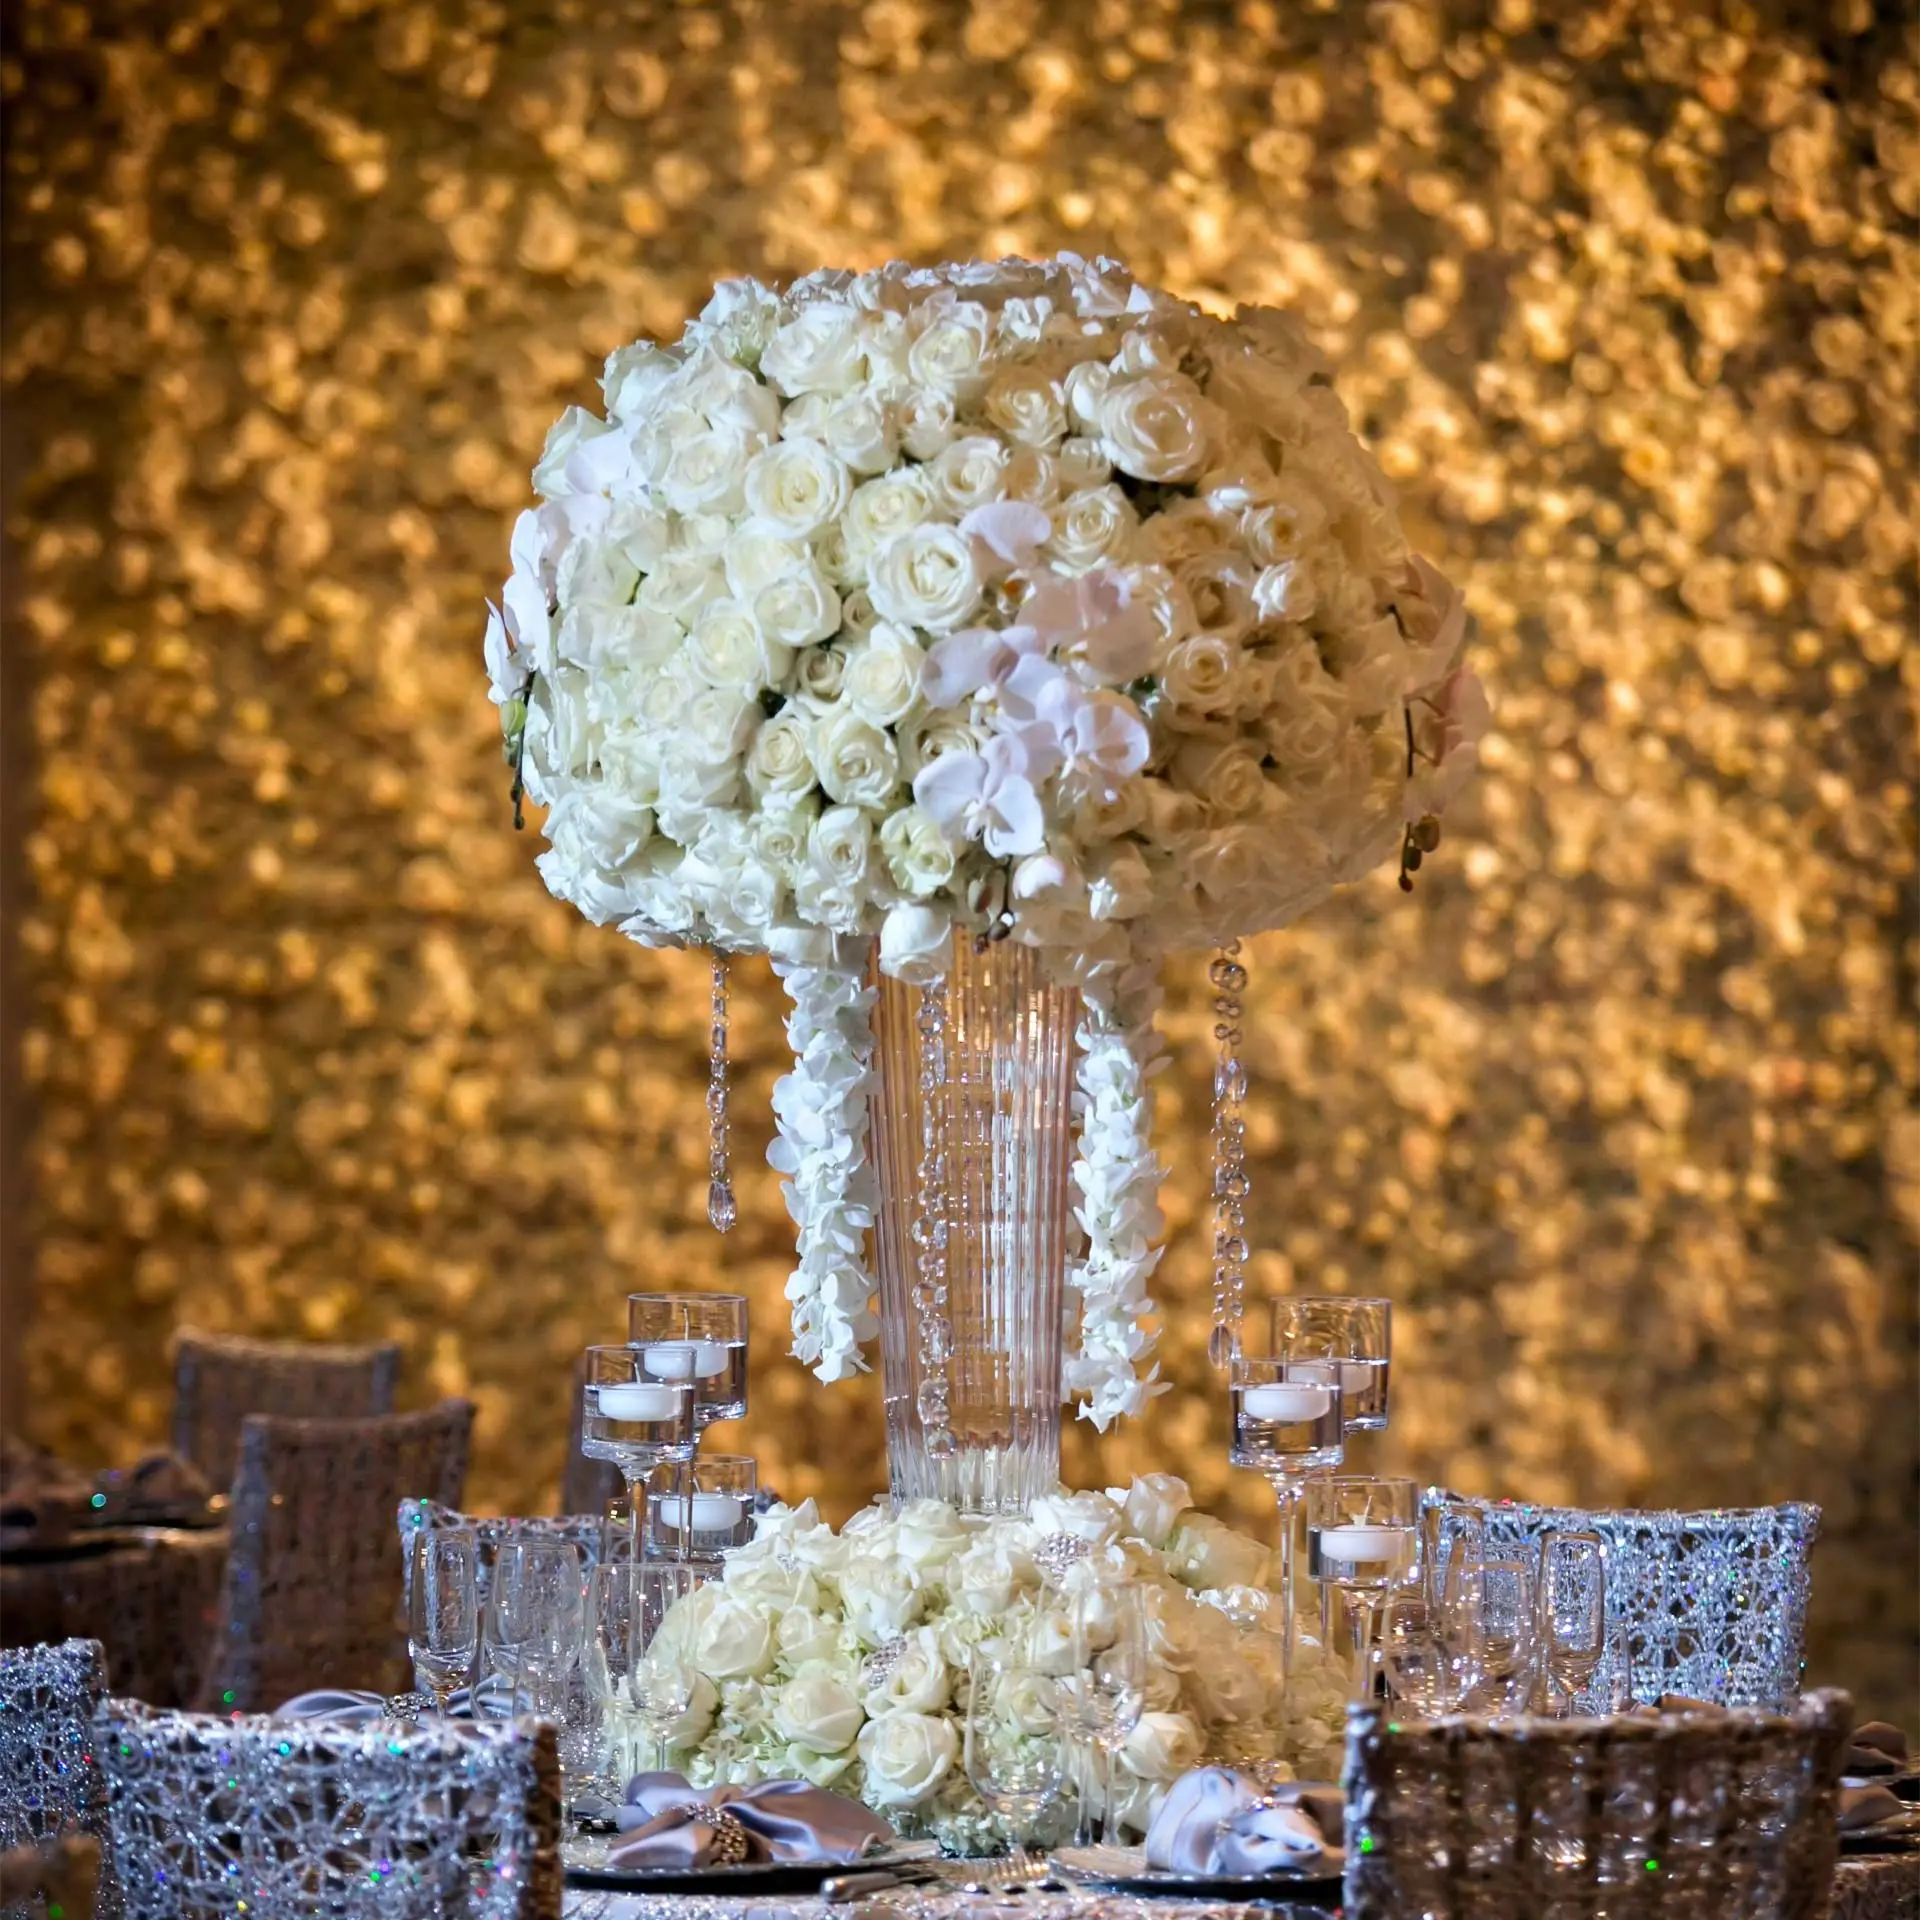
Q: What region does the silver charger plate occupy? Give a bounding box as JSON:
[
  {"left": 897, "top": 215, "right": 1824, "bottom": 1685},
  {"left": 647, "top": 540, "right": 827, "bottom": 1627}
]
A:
[
  {"left": 562, "top": 1830, "right": 938, "bottom": 1895},
  {"left": 1052, "top": 1842, "right": 1344, "bottom": 1899}
]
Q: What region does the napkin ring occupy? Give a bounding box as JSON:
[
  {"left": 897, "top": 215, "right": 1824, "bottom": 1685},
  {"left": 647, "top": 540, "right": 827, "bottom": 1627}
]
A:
[
  {"left": 674, "top": 1803, "right": 750, "bottom": 1866},
  {"left": 380, "top": 1691, "right": 430, "bottom": 1727}
]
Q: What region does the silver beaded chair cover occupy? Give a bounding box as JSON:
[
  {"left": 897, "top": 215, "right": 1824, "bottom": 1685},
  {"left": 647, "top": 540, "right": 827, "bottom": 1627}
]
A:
[
  {"left": 170, "top": 1328, "right": 401, "bottom": 1496},
  {"left": 199, "top": 1401, "right": 473, "bottom": 1713},
  {"left": 1434, "top": 1491, "right": 1819, "bottom": 1708},
  {"left": 0, "top": 1641, "right": 109, "bottom": 1901},
  {"left": 1344, "top": 1689, "right": 1853, "bottom": 1920},
  {"left": 97, "top": 1700, "right": 561, "bottom": 1919},
  {"left": 0, "top": 1834, "right": 100, "bottom": 1920}
]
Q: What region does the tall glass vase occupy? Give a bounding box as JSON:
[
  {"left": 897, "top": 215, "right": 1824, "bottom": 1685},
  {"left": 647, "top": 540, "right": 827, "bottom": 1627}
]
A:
[{"left": 869, "top": 933, "right": 1080, "bottom": 1515}]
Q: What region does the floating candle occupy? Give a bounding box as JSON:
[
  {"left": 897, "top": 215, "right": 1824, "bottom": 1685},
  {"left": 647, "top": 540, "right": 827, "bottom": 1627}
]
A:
[
  {"left": 657, "top": 1493, "right": 746, "bottom": 1532},
  {"left": 1241, "top": 1383, "right": 1333, "bottom": 1423},
  {"left": 1340, "top": 1361, "right": 1378, "bottom": 1393},
  {"left": 640, "top": 1341, "right": 730, "bottom": 1382},
  {"left": 596, "top": 1382, "right": 684, "bottom": 1423},
  {"left": 1319, "top": 1523, "right": 1409, "bottom": 1563}
]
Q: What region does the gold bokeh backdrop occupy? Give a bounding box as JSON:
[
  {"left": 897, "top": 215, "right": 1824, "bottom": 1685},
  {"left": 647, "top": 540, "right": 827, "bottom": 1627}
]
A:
[{"left": 4, "top": 0, "right": 1914, "bottom": 1717}]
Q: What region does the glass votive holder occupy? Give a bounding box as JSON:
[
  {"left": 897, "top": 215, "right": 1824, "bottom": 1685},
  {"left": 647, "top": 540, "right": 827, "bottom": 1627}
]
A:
[
  {"left": 626, "top": 1293, "right": 749, "bottom": 1428},
  {"left": 644, "top": 1454, "right": 758, "bottom": 1563}
]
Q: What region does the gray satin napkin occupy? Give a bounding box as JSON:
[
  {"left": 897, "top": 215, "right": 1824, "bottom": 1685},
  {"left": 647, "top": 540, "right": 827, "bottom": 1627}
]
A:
[
  {"left": 610, "top": 1770, "right": 896, "bottom": 1869},
  {"left": 1144, "top": 1767, "right": 1344, "bottom": 1877},
  {"left": 1845, "top": 1722, "right": 1910, "bottom": 1778},
  {"left": 274, "top": 1687, "right": 475, "bottom": 1723},
  {"left": 1838, "top": 1784, "right": 1907, "bottom": 1832}
]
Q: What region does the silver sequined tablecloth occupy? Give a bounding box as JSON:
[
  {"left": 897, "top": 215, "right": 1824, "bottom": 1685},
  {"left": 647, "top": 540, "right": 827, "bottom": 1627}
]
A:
[{"left": 563, "top": 1891, "right": 1332, "bottom": 1919}]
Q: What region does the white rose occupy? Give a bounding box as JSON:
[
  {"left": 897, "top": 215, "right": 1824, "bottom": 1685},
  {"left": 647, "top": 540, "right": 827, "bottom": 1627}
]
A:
[
  {"left": 1030, "top": 1489, "right": 1124, "bottom": 1549},
  {"left": 906, "top": 300, "right": 992, "bottom": 396},
  {"left": 984, "top": 367, "right": 1069, "bottom": 448},
  {"left": 690, "top": 277, "right": 785, "bottom": 367},
  {"left": 678, "top": 686, "right": 757, "bottom": 767},
  {"left": 754, "top": 566, "right": 842, "bottom": 649},
  {"left": 694, "top": 1594, "right": 778, "bottom": 1680},
  {"left": 877, "top": 902, "right": 951, "bottom": 985},
  {"left": 1063, "top": 360, "right": 1113, "bottom": 432},
  {"left": 806, "top": 803, "right": 873, "bottom": 889},
  {"left": 794, "top": 644, "right": 847, "bottom": 704},
  {"left": 1179, "top": 553, "right": 1258, "bottom": 642},
  {"left": 900, "top": 712, "right": 985, "bottom": 780},
  {"left": 1244, "top": 484, "right": 1327, "bottom": 565},
  {"left": 1159, "top": 634, "right": 1242, "bottom": 715},
  {"left": 879, "top": 806, "right": 956, "bottom": 898},
  {"left": 1086, "top": 843, "right": 1155, "bottom": 921},
  {"left": 898, "top": 388, "right": 958, "bottom": 460},
  {"left": 868, "top": 524, "right": 983, "bottom": 635},
  {"left": 773, "top": 1661, "right": 866, "bottom": 1754},
  {"left": 774, "top": 1603, "right": 844, "bottom": 1670},
  {"left": 892, "top": 1501, "right": 973, "bottom": 1571},
  {"left": 862, "top": 1627, "right": 950, "bottom": 1717},
  {"left": 1047, "top": 485, "right": 1139, "bottom": 574},
  {"left": 842, "top": 625, "right": 925, "bottom": 727},
  {"left": 839, "top": 1553, "right": 927, "bottom": 1642},
  {"left": 1117, "top": 1474, "right": 1192, "bottom": 1550},
  {"left": 1119, "top": 1710, "right": 1204, "bottom": 1782},
  {"left": 817, "top": 389, "right": 898, "bottom": 475},
  {"left": 745, "top": 713, "right": 816, "bottom": 802},
  {"left": 926, "top": 436, "right": 1010, "bottom": 519},
  {"left": 724, "top": 527, "right": 813, "bottom": 600},
  {"left": 744, "top": 435, "right": 853, "bottom": 537},
  {"left": 1191, "top": 1646, "right": 1265, "bottom": 1727},
  {"left": 843, "top": 468, "right": 934, "bottom": 560},
  {"left": 1100, "top": 372, "right": 1214, "bottom": 483},
  {"left": 659, "top": 424, "right": 759, "bottom": 514},
  {"left": 1171, "top": 737, "right": 1267, "bottom": 819},
  {"left": 1057, "top": 435, "right": 1113, "bottom": 490},
  {"left": 812, "top": 708, "right": 901, "bottom": 808},
  {"left": 761, "top": 302, "right": 864, "bottom": 396},
  {"left": 532, "top": 404, "right": 610, "bottom": 499},
  {"left": 637, "top": 553, "right": 725, "bottom": 622},
  {"left": 1073, "top": 778, "right": 1149, "bottom": 844},
  {"left": 688, "top": 598, "right": 792, "bottom": 694},
  {"left": 1024, "top": 1608, "right": 1081, "bottom": 1677},
  {"left": 1164, "top": 1514, "right": 1271, "bottom": 1593},
  {"left": 949, "top": 1534, "right": 1038, "bottom": 1616},
  {"left": 1003, "top": 447, "right": 1064, "bottom": 506},
  {"left": 857, "top": 1710, "right": 958, "bottom": 1810}
]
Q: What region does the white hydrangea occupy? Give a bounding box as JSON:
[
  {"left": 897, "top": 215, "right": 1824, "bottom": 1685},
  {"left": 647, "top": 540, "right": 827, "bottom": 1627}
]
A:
[{"left": 489, "top": 255, "right": 1485, "bottom": 1412}]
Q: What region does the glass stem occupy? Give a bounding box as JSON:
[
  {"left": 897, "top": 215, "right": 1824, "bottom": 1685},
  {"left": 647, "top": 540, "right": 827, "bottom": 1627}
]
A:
[
  {"left": 1073, "top": 1739, "right": 1098, "bottom": 1847},
  {"left": 1098, "top": 1741, "right": 1122, "bottom": 1847},
  {"left": 1272, "top": 1477, "right": 1300, "bottom": 1686},
  {"left": 1351, "top": 1596, "right": 1382, "bottom": 1698}
]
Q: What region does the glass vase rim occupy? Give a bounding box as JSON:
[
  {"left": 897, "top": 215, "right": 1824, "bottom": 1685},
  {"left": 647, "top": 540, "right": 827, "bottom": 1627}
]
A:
[{"left": 1231, "top": 1354, "right": 1345, "bottom": 1382}]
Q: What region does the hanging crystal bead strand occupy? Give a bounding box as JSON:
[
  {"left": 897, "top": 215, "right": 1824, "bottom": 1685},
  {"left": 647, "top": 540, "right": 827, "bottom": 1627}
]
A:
[
  {"left": 910, "top": 981, "right": 956, "bottom": 1461},
  {"left": 1208, "top": 942, "right": 1250, "bottom": 1368},
  {"left": 706, "top": 953, "right": 736, "bottom": 1233}
]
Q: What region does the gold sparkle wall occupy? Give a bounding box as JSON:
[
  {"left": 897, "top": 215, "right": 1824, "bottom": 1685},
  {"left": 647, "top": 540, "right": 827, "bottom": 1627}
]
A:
[{"left": 3, "top": 0, "right": 1915, "bottom": 1718}]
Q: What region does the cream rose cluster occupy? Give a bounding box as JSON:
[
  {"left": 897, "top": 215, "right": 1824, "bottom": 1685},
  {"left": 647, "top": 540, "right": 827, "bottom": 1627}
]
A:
[
  {"left": 488, "top": 256, "right": 1486, "bottom": 1406},
  {"left": 644, "top": 1477, "right": 1348, "bottom": 1852}
]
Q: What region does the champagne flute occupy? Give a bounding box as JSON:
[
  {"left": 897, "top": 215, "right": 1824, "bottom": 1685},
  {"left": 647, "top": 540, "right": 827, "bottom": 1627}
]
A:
[
  {"left": 1229, "top": 1355, "right": 1343, "bottom": 1685},
  {"left": 1535, "top": 1530, "right": 1607, "bottom": 1715},
  {"left": 1380, "top": 1577, "right": 1479, "bottom": 1717},
  {"left": 1063, "top": 1587, "right": 1146, "bottom": 1847},
  {"left": 1306, "top": 1475, "right": 1418, "bottom": 1696},
  {"left": 487, "top": 1539, "right": 583, "bottom": 1718},
  {"left": 408, "top": 1528, "right": 479, "bottom": 1715},
  {"left": 584, "top": 1561, "right": 643, "bottom": 1794},
  {"left": 1450, "top": 1554, "right": 1537, "bottom": 1717},
  {"left": 964, "top": 1651, "right": 1066, "bottom": 1855}
]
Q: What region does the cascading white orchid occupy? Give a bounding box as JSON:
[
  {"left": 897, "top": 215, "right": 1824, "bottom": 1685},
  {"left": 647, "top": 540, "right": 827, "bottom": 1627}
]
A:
[{"left": 489, "top": 254, "right": 1486, "bottom": 1413}]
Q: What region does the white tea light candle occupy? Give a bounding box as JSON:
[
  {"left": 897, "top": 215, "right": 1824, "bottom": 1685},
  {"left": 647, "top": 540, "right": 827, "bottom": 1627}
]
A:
[
  {"left": 597, "top": 1383, "right": 684, "bottom": 1422},
  {"left": 1319, "top": 1523, "right": 1406, "bottom": 1562},
  {"left": 1242, "top": 1383, "right": 1333, "bottom": 1423},
  {"left": 641, "top": 1341, "right": 729, "bottom": 1381},
  {"left": 659, "top": 1493, "right": 745, "bottom": 1531}
]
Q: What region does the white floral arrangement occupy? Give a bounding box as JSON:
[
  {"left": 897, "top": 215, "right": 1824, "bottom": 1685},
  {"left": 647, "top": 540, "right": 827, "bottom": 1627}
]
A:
[
  {"left": 486, "top": 254, "right": 1486, "bottom": 1415},
  {"left": 638, "top": 1476, "right": 1349, "bottom": 1850}
]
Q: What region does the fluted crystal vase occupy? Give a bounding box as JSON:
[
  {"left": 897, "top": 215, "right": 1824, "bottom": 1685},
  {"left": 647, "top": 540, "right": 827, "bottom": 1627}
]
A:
[{"left": 869, "top": 934, "right": 1080, "bottom": 1515}]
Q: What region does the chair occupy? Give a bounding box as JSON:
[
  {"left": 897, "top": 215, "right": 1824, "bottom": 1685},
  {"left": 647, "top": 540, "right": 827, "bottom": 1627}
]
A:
[
  {"left": 171, "top": 1329, "right": 401, "bottom": 1495},
  {"left": 0, "top": 1835, "right": 99, "bottom": 1920},
  {"left": 559, "top": 1353, "right": 623, "bottom": 1517},
  {"left": 1343, "top": 1689, "right": 1853, "bottom": 1920},
  {"left": 0, "top": 1642, "right": 108, "bottom": 1863},
  {"left": 198, "top": 1402, "right": 473, "bottom": 1712},
  {"left": 2, "top": 1532, "right": 228, "bottom": 1709},
  {"left": 96, "top": 1700, "right": 560, "bottom": 1919},
  {"left": 1431, "top": 1492, "right": 1819, "bottom": 1708}
]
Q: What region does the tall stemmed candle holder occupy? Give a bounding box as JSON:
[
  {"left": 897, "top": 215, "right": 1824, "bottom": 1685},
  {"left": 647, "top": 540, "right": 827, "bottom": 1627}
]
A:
[
  {"left": 1307, "top": 1474, "right": 1419, "bottom": 1695},
  {"left": 579, "top": 1346, "right": 699, "bottom": 1576},
  {"left": 626, "top": 1293, "right": 748, "bottom": 1596},
  {"left": 1229, "top": 1357, "right": 1344, "bottom": 1686}
]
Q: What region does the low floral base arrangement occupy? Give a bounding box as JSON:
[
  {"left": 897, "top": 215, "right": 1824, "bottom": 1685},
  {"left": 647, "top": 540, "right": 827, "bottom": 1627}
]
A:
[{"left": 648, "top": 1476, "right": 1349, "bottom": 1852}]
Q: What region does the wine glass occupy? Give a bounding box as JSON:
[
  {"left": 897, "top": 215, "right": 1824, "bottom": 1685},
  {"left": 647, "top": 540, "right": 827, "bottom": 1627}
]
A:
[
  {"left": 1306, "top": 1475, "right": 1418, "bottom": 1696},
  {"left": 964, "top": 1651, "right": 1066, "bottom": 1855},
  {"left": 1536, "top": 1530, "right": 1607, "bottom": 1715},
  {"left": 1063, "top": 1587, "right": 1147, "bottom": 1847},
  {"left": 1271, "top": 1296, "right": 1392, "bottom": 1432},
  {"left": 487, "top": 1538, "right": 584, "bottom": 1719},
  {"left": 1229, "top": 1355, "right": 1343, "bottom": 1685},
  {"left": 583, "top": 1560, "right": 643, "bottom": 1794},
  {"left": 1420, "top": 1499, "right": 1485, "bottom": 1612},
  {"left": 1380, "top": 1578, "right": 1479, "bottom": 1717},
  {"left": 630, "top": 1641, "right": 697, "bottom": 1774},
  {"left": 1449, "top": 1554, "right": 1537, "bottom": 1717},
  {"left": 408, "top": 1528, "right": 479, "bottom": 1715}
]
